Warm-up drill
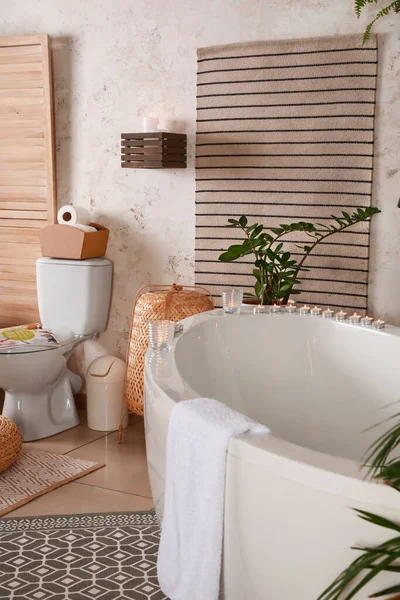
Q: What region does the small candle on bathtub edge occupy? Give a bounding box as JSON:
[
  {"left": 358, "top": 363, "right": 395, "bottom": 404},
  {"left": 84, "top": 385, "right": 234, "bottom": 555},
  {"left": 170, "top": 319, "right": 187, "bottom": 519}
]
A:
[
  {"left": 322, "top": 308, "right": 334, "bottom": 319},
  {"left": 360, "top": 316, "right": 373, "bottom": 327},
  {"left": 310, "top": 306, "right": 322, "bottom": 317},
  {"left": 348, "top": 312, "right": 362, "bottom": 324},
  {"left": 286, "top": 303, "right": 297, "bottom": 314},
  {"left": 253, "top": 305, "right": 268, "bottom": 314},
  {"left": 373, "top": 319, "right": 386, "bottom": 330},
  {"left": 335, "top": 310, "right": 347, "bottom": 321},
  {"left": 299, "top": 304, "right": 311, "bottom": 315},
  {"left": 270, "top": 303, "right": 281, "bottom": 313}
]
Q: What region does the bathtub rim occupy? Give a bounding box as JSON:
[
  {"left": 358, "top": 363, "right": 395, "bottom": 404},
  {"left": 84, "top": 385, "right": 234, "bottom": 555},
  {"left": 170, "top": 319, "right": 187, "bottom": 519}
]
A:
[{"left": 144, "top": 308, "right": 400, "bottom": 511}]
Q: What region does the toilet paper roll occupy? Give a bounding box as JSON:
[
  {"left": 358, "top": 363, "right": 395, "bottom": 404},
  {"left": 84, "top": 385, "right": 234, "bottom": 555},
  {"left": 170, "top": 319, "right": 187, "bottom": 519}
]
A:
[
  {"left": 57, "top": 205, "right": 91, "bottom": 226},
  {"left": 73, "top": 224, "right": 97, "bottom": 233}
]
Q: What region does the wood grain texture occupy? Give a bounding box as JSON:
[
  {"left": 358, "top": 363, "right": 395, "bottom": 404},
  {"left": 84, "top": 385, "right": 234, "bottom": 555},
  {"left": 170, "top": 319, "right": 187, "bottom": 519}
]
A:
[
  {"left": 0, "top": 34, "right": 56, "bottom": 327},
  {"left": 121, "top": 132, "right": 187, "bottom": 169}
]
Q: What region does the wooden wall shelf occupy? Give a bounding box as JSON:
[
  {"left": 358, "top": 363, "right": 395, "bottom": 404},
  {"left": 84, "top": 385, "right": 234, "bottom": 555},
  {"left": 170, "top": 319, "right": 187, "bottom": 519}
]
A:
[{"left": 121, "top": 132, "right": 187, "bottom": 169}]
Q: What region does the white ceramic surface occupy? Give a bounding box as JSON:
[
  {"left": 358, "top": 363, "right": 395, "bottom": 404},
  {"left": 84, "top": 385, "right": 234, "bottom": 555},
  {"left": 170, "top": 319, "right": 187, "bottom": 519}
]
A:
[
  {"left": 144, "top": 308, "right": 400, "bottom": 600},
  {"left": 37, "top": 257, "right": 113, "bottom": 336},
  {"left": 0, "top": 259, "right": 113, "bottom": 440}
]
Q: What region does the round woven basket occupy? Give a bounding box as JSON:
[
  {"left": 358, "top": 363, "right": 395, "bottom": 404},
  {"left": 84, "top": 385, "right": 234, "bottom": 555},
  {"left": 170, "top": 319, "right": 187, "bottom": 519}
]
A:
[
  {"left": 0, "top": 417, "right": 23, "bottom": 473},
  {"left": 124, "top": 284, "right": 214, "bottom": 416}
]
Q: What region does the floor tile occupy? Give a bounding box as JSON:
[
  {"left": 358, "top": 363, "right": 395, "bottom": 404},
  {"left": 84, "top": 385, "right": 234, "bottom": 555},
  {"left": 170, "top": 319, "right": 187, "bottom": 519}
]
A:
[
  {"left": 125, "top": 417, "right": 145, "bottom": 436},
  {"left": 23, "top": 423, "right": 107, "bottom": 455},
  {"left": 4, "top": 482, "right": 153, "bottom": 518},
  {"left": 67, "top": 430, "right": 152, "bottom": 498}
]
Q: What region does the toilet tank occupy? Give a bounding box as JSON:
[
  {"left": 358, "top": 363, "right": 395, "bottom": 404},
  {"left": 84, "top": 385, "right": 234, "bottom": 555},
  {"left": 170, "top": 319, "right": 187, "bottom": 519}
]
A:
[{"left": 36, "top": 257, "right": 113, "bottom": 335}]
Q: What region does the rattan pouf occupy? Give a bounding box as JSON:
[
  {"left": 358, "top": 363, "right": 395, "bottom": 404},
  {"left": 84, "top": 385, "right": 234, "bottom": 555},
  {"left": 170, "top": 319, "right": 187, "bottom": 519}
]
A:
[{"left": 0, "top": 417, "right": 23, "bottom": 473}]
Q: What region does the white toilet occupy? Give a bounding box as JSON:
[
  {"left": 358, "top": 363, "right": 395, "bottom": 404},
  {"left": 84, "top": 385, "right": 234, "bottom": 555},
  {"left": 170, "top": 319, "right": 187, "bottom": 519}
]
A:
[{"left": 0, "top": 257, "right": 113, "bottom": 441}]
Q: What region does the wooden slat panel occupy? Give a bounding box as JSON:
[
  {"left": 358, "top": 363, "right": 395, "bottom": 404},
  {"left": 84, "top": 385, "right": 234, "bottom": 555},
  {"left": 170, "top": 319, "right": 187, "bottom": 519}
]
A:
[
  {"left": 0, "top": 242, "right": 41, "bottom": 258},
  {"left": 0, "top": 88, "right": 43, "bottom": 98},
  {"left": 0, "top": 279, "right": 37, "bottom": 292},
  {"left": 0, "top": 201, "right": 47, "bottom": 210},
  {"left": 0, "top": 45, "right": 41, "bottom": 57},
  {"left": 0, "top": 54, "right": 43, "bottom": 65},
  {"left": 0, "top": 63, "right": 42, "bottom": 74},
  {"left": 0, "top": 35, "right": 55, "bottom": 326},
  {"left": 0, "top": 228, "right": 42, "bottom": 243},
  {"left": 0, "top": 218, "right": 47, "bottom": 228},
  {"left": 0, "top": 210, "right": 47, "bottom": 219},
  {"left": 0, "top": 186, "right": 47, "bottom": 198}
]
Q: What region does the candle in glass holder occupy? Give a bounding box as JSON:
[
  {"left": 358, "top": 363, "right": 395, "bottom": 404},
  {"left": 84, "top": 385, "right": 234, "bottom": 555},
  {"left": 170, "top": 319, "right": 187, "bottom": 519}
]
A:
[
  {"left": 322, "top": 308, "right": 334, "bottom": 319},
  {"left": 310, "top": 306, "right": 322, "bottom": 317},
  {"left": 253, "top": 305, "right": 268, "bottom": 314},
  {"left": 360, "top": 316, "right": 373, "bottom": 327},
  {"left": 335, "top": 310, "right": 347, "bottom": 321},
  {"left": 348, "top": 312, "right": 361, "bottom": 324},
  {"left": 373, "top": 319, "right": 386, "bottom": 330},
  {"left": 270, "top": 303, "right": 281, "bottom": 313},
  {"left": 286, "top": 302, "right": 297, "bottom": 314},
  {"left": 222, "top": 289, "right": 243, "bottom": 314},
  {"left": 299, "top": 305, "right": 311, "bottom": 315},
  {"left": 148, "top": 320, "right": 175, "bottom": 351}
]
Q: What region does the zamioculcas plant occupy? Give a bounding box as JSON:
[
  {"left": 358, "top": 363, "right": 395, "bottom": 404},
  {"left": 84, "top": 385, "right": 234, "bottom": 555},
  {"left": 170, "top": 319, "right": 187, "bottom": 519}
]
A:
[
  {"left": 218, "top": 207, "right": 380, "bottom": 306},
  {"left": 355, "top": 0, "right": 400, "bottom": 43},
  {"left": 318, "top": 411, "right": 400, "bottom": 600}
]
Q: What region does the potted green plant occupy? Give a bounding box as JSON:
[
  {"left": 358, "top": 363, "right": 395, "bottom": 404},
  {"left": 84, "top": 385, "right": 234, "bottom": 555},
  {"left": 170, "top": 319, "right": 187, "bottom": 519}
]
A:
[
  {"left": 218, "top": 208, "right": 380, "bottom": 306},
  {"left": 355, "top": 0, "right": 400, "bottom": 43},
  {"left": 319, "top": 412, "right": 400, "bottom": 600}
]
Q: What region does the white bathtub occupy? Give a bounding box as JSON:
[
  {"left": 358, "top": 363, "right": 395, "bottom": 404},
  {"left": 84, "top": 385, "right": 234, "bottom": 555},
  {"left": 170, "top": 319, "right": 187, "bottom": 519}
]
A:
[{"left": 144, "top": 308, "right": 400, "bottom": 600}]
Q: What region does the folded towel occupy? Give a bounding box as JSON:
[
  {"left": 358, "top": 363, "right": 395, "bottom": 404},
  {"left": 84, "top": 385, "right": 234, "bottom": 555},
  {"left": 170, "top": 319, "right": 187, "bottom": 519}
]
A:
[{"left": 157, "top": 397, "right": 269, "bottom": 600}]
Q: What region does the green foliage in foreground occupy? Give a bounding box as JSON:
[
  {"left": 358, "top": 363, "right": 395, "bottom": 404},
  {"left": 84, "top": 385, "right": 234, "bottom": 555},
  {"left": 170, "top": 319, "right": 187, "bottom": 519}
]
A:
[{"left": 319, "top": 412, "right": 400, "bottom": 599}]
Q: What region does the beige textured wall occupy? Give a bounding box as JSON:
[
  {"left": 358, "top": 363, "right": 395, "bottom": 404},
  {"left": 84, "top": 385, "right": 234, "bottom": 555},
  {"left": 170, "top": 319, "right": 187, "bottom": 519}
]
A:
[{"left": 1, "top": 0, "right": 399, "bottom": 373}]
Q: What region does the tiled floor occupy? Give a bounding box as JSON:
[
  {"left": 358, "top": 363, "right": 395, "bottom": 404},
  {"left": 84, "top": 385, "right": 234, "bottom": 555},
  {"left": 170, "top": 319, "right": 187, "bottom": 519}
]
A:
[{"left": 5, "top": 411, "right": 154, "bottom": 518}]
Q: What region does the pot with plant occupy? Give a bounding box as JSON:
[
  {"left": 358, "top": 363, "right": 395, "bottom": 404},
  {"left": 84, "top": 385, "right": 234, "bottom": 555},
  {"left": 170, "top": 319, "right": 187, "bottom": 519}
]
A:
[{"left": 218, "top": 207, "right": 380, "bottom": 306}]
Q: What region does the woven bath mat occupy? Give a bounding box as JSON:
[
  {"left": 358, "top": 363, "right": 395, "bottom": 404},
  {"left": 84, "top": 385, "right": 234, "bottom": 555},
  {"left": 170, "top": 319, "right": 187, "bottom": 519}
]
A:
[
  {"left": 0, "top": 450, "right": 104, "bottom": 517},
  {"left": 0, "top": 511, "right": 167, "bottom": 600}
]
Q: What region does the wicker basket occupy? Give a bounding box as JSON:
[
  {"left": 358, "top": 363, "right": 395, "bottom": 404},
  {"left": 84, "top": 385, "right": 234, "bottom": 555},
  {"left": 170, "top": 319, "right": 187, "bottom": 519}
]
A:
[
  {"left": 0, "top": 417, "right": 23, "bottom": 473},
  {"left": 124, "top": 284, "right": 213, "bottom": 417}
]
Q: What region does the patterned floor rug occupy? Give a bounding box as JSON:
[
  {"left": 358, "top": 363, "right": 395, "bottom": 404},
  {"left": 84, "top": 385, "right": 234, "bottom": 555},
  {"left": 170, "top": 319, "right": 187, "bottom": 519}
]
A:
[
  {"left": 0, "top": 451, "right": 104, "bottom": 517},
  {"left": 0, "top": 511, "right": 167, "bottom": 599}
]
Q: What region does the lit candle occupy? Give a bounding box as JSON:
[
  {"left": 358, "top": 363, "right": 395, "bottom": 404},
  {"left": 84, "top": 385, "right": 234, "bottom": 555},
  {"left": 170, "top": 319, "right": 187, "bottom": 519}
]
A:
[
  {"left": 143, "top": 112, "right": 159, "bottom": 132},
  {"left": 360, "top": 316, "right": 373, "bottom": 327},
  {"left": 174, "top": 321, "right": 183, "bottom": 333},
  {"left": 348, "top": 312, "right": 362, "bottom": 324},
  {"left": 270, "top": 303, "right": 281, "bottom": 313},
  {"left": 299, "top": 304, "right": 311, "bottom": 315},
  {"left": 322, "top": 308, "right": 334, "bottom": 319},
  {"left": 335, "top": 310, "right": 347, "bottom": 321},
  {"left": 253, "top": 305, "right": 268, "bottom": 314},
  {"left": 373, "top": 319, "right": 386, "bottom": 330},
  {"left": 286, "top": 303, "right": 297, "bottom": 314},
  {"left": 310, "top": 306, "right": 322, "bottom": 317}
]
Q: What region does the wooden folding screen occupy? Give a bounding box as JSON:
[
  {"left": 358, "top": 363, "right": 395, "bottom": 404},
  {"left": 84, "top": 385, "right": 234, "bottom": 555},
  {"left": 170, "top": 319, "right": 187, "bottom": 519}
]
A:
[{"left": 0, "top": 35, "right": 56, "bottom": 327}]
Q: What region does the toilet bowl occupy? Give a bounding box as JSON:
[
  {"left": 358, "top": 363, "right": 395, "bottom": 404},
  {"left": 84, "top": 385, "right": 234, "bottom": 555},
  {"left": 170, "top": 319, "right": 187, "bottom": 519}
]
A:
[{"left": 0, "top": 257, "right": 113, "bottom": 441}]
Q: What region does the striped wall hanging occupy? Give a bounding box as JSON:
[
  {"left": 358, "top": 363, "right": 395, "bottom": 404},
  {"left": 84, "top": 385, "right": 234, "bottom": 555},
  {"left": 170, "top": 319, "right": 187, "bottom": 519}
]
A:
[{"left": 195, "top": 34, "right": 378, "bottom": 312}]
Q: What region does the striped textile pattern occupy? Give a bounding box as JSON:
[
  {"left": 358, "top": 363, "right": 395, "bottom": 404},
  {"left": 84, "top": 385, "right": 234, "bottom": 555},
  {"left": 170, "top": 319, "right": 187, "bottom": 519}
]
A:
[{"left": 195, "top": 35, "right": 378, "bottom": 312}]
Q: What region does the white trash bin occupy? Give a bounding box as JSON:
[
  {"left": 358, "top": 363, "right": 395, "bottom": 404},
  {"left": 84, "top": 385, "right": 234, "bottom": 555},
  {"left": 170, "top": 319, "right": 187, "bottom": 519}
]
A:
[{"left": 86, "top": 356, "right": 129, "bottom": 432}]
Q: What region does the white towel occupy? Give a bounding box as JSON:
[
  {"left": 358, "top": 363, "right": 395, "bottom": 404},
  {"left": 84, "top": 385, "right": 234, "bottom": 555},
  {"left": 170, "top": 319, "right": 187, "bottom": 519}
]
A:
[{"left": 157, "top": 397, "right": 269, "bottom": 600}]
